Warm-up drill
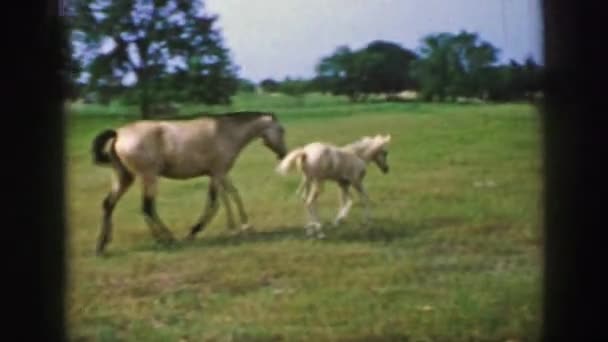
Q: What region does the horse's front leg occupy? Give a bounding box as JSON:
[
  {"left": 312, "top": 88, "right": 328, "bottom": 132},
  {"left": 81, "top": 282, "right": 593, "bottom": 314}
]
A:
[
  {"left": 217, "top": 181, "right": 237, "bottom": 232},
  {"left": 141, "top": 174, "right": 175, "bottom": 244},
  {"left": 222, "top": 177, "right": 253, "bottom": 232},
  {"left": 185, "top": 179, "right": 221, "bottom": 241}
]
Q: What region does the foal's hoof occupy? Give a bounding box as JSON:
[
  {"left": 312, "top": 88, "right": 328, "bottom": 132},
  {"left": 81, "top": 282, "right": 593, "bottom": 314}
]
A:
[
  {"left": 333, "top": 218, "right": 346, "bottom": 227},
  {"left": 304, "top": 222, "right": 322, "bottom": 237},
  {"left": 240, "top": 223, "right": 255, "bottom": 233}
]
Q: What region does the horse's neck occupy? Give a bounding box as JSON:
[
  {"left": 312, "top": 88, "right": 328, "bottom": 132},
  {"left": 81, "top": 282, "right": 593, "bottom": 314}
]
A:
[{"left": 227, "top": 117, "right": 269, "bottom": 151}]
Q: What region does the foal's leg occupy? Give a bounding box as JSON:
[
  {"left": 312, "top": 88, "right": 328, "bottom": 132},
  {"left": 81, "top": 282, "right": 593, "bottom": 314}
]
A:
[
  {"left": 334, "top": 180, "right": 353, "bottom": 226},
  {"left": 296, "top": 175, "right": 311, "bottom": 201},
  {"left": 305, "top": 180, "right": 324, "bottom": 237},
  {"left": 222, "top": 177, "right": 252, "bottom": 231},
  {"left": 141, "top": 174, "right": 175, "bottom": 244},
  {"left": 352, "top": 180, "right": 371, "bottom": 225},
  {"left": 97, "top": 166, "right": 134, "bottom": 255},
  {"left": 186, "top": 179, "right": 221, "bottom": 240}
]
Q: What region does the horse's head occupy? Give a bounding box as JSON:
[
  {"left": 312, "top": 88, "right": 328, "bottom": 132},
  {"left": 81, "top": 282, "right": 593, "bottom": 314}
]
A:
[
  {"left": 368, "top": 134, "right": 391, "bottom": 174},
  {"left": 260, "top": 114, "right": 288, "bottom": 160}
]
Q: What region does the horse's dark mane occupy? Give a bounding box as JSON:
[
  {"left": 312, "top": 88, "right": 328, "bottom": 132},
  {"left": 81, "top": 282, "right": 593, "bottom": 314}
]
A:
[{"left": 195, "top": 111, "right": 277, "bottom": 122}]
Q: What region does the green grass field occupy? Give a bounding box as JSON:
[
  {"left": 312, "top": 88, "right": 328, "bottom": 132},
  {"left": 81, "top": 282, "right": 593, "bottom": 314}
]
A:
[{"left": 66, "top": 95, "right": 543, "bottom": 341}]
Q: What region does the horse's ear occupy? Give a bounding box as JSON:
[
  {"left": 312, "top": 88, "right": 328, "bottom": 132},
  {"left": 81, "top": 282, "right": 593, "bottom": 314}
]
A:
[{"left": 261, "top": 114, "right": 274, "bottom": 122}]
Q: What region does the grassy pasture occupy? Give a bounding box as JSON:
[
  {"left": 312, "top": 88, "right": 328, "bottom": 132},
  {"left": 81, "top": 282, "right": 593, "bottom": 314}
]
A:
[{"left": 67, "top": 96, "right": 543, "bottom": 341}]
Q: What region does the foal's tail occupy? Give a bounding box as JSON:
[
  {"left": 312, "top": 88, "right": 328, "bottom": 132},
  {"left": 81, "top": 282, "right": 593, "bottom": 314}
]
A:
[
  {"left": 276, "top": 148, "right": 306, "bottom": 175},
  {"left": 92, "top": 129, "right": 117, "bottom": 166}
]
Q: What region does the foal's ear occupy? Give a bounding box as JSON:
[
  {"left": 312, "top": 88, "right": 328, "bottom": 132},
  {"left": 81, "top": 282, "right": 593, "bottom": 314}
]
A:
[{"left": 376, "top": 134, "right": 391, "bottom": 145}]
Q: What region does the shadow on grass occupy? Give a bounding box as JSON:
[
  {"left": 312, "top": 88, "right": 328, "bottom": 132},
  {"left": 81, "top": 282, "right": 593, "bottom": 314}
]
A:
[{"left": 120, "top": 215, "right": 465, "bottom": 255}]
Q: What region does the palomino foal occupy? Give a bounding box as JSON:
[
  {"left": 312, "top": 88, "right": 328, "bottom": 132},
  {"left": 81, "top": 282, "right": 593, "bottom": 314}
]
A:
[
  {"left": 92, "top": 111, "right": 287, "bottom": 255},
  {"left": 276, "top": 134, "right": 391, "bottom": 237}
]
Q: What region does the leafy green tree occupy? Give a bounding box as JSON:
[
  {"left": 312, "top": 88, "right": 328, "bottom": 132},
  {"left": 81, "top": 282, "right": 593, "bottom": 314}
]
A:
[
  {"left": 70, "top": 0, "right": 238, "bottom": 118},
  {"left": 260, "top": 78, "right": 280, "bottom": 93},
  {"left": 315, "top": 46, "right": 360, "bottom": 100},
  {"left": 278, "top": 77, "right": 309, "bottom": 103},
  {"left": 315, "top": 42, "right": 418, "bottom": 102},
  {"left": 359, "top": 41, "right": 418, "bottom": 94},
  {"left": 237, "top": 78, "right": 257, "bottom": 93},
  {"left": 410, "top": 31, "right": 499, "bottom": 101}
]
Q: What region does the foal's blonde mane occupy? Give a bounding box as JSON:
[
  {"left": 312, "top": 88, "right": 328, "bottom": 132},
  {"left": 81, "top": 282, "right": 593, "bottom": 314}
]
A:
[{"left": 341, "top": 134, "right": 391, "bottom": 161}]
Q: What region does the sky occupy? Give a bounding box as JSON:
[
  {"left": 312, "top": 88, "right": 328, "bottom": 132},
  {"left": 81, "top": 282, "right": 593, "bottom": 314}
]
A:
[{"left": 204, "top": 0, "right": 544, "bottom": 83}]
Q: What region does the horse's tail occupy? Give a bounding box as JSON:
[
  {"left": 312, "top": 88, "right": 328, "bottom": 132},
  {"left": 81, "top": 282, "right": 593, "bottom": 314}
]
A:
[
  {"left": 92, "top": 129, "right": 117, "bottom": 166},
  {"left": 276, "top": 148, "right": 306, "bottom": 175}
]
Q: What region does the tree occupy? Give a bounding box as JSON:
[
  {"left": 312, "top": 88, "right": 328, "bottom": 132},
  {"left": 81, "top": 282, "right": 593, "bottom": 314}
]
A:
[
  {"left": 410, "top": 31, "right": 499, "bottom": 101},
  {"left": 237, "top": 78, "right": 256, "bottom": 93},
  {"left": 278, "top": 77, "right": 309, "bottom": 104},
  {"left": 70, "top": 0, "right": 238, "bottom": 118},
  {"left": 359, "top": 41, "right": 418, "bottom": 94},
  {"left": 483, "top": 56, "right": 544, "bottom": 102},
  {"left": 260, "top": 78, "right": 280, "bottom": 93},
  {"left": 315, "top": 42, "right": 418, "bottom": 102},
  {"left": 315, "top": 46, "right": 360, "bottom": 100}
]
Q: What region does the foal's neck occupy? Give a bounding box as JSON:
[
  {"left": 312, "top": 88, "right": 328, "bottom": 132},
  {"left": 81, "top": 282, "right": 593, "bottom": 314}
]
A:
[{"left": 342, "top": 143, "right": 373, "bottom": 163}]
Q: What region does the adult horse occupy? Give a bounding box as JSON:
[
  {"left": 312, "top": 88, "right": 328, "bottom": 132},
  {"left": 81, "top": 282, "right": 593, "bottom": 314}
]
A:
[{"left": 91, "top": 111, "right": 287, "bottom": 255}]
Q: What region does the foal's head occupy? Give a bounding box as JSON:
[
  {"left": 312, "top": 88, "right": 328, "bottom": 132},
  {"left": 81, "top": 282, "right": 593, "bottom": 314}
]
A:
[
  {"left": 259, "top": 114, "right": 288, "bottom": 160},
  {"left": 366, "top": 134, "right": 391, "bottom": 174}
]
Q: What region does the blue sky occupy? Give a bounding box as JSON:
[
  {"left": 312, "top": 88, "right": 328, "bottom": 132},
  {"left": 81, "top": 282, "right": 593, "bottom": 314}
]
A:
[{"left": 205, "top": 0, "right": 543, "bottom": 82}]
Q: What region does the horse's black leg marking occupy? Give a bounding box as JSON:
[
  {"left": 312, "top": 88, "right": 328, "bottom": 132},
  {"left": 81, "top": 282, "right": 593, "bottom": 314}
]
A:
[
  {"left": 142, "top": 195, "right": 175, "bottom": 244},
  {"left": 143, "top": 196, "right": 154, "bottom": 218},
  {"left": 187, "top": 183, "right": 219, "bottom": 240},
  {"left": 96, "top": 194, "right": 115, "bottom": 255}
]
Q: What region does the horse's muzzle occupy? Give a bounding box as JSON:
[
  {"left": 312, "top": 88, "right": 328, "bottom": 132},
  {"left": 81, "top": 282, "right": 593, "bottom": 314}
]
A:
[{"left": 382, "top": 166, "right": 389, "bottom": 174}]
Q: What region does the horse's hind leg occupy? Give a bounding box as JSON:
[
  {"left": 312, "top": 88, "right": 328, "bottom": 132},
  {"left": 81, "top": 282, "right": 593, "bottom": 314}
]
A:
[
  {"left": 97, "top": 166, "right": 134, "bottom": 255},
  {"left": 222, "top": 177, "right": 252, "bottom": 231},
  {"left": 141, "top": 174, "right": 175, "bottom": 244},
  {"left": 186, "top": 179, "right": 221, "bottom": 240}
]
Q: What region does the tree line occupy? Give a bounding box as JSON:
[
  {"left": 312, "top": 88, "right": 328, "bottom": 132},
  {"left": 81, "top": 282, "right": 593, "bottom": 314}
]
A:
[{"left": 65, "top": 0, "right": 543, "bottom": 118}]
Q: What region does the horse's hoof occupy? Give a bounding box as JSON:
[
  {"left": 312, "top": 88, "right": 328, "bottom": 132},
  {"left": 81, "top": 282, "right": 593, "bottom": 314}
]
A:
[{"left": 162, "top": 235, "right": 176, "bottom": 244}]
